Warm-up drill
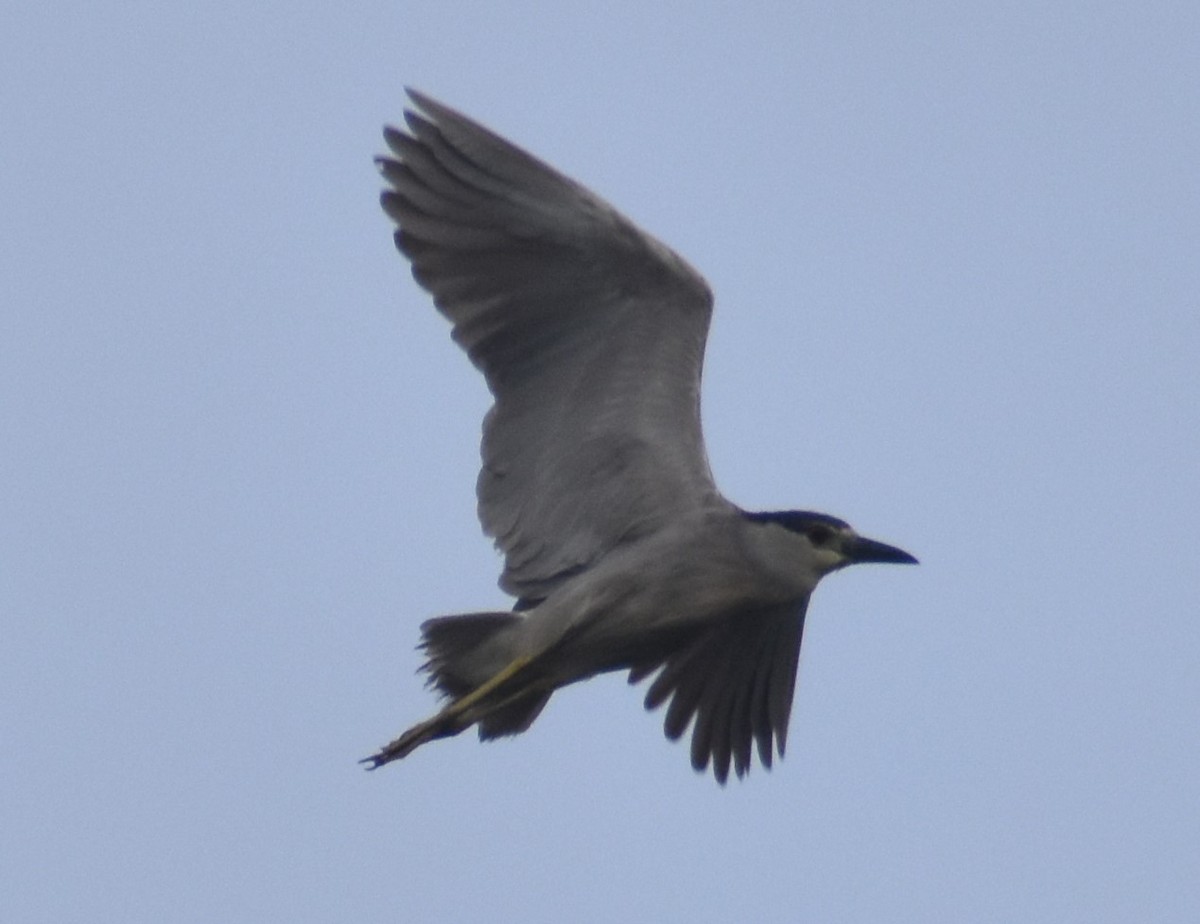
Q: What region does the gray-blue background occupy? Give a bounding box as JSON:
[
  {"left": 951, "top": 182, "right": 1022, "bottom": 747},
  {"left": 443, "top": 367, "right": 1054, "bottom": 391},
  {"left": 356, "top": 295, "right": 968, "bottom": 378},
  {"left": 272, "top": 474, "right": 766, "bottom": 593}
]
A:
[{"left": 4, "top": 3, "right": 1197, "bottom": 921}]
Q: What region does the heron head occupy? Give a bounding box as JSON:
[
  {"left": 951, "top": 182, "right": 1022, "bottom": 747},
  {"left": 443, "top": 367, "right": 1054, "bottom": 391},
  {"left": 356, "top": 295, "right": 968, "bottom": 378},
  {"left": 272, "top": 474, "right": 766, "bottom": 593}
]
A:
[{"left": 745, "top": 510, "right": 918, "bottom": 575}]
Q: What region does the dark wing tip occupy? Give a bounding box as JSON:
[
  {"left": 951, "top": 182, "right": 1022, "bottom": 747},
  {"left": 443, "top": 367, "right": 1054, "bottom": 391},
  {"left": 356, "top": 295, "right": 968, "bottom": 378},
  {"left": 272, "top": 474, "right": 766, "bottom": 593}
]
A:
[{"left": 634, "top": 603, "right": 807, "bottom": 784}]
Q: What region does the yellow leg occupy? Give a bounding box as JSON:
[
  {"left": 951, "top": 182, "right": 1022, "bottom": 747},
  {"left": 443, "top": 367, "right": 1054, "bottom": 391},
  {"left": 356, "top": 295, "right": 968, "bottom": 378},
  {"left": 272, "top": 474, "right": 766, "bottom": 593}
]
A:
[
  {"left": 362, "top": 655, "right": 535, "bottom": 769},
  {"left": 438, "top": 654, "right": 534, "bottom": 721}
]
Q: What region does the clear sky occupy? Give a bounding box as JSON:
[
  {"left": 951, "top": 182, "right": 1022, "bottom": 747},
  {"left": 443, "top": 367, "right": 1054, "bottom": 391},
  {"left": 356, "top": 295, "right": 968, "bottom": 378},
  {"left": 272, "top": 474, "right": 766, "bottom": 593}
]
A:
[{"left": 3, "top": 3, "right": 1198, "bottom": 922}]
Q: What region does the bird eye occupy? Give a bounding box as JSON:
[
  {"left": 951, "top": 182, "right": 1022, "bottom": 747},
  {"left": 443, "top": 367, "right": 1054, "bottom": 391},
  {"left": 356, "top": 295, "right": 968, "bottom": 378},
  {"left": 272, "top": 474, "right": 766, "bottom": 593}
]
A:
[{"left": 805, "top": 524, "right": 835, "bottom": 546}]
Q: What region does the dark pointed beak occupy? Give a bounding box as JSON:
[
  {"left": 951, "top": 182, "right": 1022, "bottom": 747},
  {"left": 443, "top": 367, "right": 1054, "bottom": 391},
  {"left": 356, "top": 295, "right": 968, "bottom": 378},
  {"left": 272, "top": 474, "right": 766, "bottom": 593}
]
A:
[{"left": 845, "top": 535, "right": 919, "bottom": 566}]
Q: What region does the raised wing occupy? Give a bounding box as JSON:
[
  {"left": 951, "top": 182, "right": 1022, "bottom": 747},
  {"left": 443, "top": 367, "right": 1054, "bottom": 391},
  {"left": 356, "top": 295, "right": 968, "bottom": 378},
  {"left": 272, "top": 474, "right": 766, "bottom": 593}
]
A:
[{"left": 379, "top": 91, "right": 720, "bottom": 600}]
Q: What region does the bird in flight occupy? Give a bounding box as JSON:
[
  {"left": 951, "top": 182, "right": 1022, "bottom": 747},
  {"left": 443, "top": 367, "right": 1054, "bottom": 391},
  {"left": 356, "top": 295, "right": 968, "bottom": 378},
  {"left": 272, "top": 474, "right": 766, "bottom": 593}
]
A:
[{"left": 364, "top": 90, "right": 916, "bottom": 783}]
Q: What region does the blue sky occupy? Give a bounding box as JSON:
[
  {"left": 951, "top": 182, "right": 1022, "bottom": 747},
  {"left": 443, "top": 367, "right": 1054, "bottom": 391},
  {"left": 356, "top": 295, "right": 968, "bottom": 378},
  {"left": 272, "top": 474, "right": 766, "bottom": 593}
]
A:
[{"left": 3, "top": 3, "right": 1198, "bottom": 921}]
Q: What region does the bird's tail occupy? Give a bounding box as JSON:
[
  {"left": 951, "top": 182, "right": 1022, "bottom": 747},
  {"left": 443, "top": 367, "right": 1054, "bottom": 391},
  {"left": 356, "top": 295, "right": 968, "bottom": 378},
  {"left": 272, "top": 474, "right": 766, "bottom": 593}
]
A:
[
  {"left": 362, "top": 611, "right": 552, "bottom": 769},
  {"left": 421, "top": 611, "right": 553, "bottom": 739},
  {"left": 419, "top": 611, "right": 523, "bottom": 698}
]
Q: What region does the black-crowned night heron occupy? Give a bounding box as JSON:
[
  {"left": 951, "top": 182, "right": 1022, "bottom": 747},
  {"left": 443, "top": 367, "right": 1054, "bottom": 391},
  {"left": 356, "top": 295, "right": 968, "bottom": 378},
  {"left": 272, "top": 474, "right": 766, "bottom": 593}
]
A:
[{"left": 364, "top": 91, "right": 917, "bottom": 783}]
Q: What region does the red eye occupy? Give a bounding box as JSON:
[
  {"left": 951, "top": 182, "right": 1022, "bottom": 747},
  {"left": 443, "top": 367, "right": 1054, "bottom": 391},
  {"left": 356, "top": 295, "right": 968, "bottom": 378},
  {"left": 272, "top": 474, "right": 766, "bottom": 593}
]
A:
[{"left": 806, "top": 525, "right": 834, "bottom": 546}]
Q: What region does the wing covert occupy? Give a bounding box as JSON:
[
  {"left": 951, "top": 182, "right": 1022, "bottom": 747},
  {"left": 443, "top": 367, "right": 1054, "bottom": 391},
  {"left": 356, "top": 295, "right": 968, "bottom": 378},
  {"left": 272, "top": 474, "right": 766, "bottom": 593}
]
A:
[{"left": 379, "top": 90, "right": 720, "bottom": 599}]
